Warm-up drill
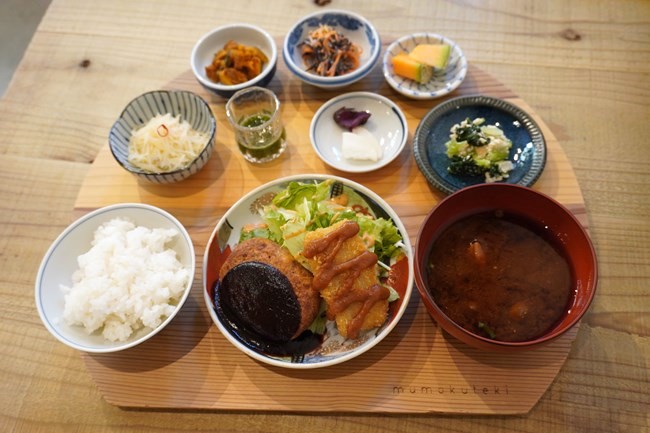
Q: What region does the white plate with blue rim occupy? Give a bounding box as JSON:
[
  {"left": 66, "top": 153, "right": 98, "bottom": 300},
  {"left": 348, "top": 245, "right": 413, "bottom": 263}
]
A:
[
  {"left": 202, "top": 174, "right": 414, "bottom": 369},
  {"left": 383, "top": 32, "right": 468, "bottom": 100},
  {"left": 310, "top": 92, "right": 408, "bottom": 173}
]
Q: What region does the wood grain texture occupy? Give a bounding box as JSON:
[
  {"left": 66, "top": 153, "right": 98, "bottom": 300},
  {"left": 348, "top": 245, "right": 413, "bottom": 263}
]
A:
[
  {"left": 74, "top": 61, "right": 582, "bottom": 414},
  {"left": 1, "top": 0, "right": 648, "bottom": 432}
]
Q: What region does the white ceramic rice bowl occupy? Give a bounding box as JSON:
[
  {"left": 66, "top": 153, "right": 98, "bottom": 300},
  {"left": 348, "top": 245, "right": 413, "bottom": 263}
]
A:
[{"left": 35, "top": 203, "right": 195, "bottom": 353}]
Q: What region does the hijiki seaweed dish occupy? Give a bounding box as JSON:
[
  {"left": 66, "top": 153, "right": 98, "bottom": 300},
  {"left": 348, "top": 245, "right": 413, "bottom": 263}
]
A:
[{"left": 299, "top": 25, "right": 362, "bottom": 77}]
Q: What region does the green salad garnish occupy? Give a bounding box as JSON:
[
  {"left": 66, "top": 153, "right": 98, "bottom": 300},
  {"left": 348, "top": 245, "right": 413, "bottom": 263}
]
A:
[{"left": 241, "top": 179, "right": 404, "bottom": 266}]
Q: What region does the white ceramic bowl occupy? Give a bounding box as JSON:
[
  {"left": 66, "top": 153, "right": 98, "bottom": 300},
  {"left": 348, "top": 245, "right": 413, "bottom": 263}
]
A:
[
  {"left": 35, "top": 203, "right": 196, "bottom": 353},
  {"left": 383, "top": 32, "right": 468, "bottom": 100},
  {"left": 203, "top": 174, "right": 414, "bottom": 369},
  {"left": 191, "top": 23, "right": 278, "bottom": 98},
  {"left": 310, "top": 92, "right": 408, "bottom": 172},
  {"left": 109, "top": 90, "right": 216, "bottom": 183},
  {"left": 283, "top": 10, "right": 381, "bottom": 89}
]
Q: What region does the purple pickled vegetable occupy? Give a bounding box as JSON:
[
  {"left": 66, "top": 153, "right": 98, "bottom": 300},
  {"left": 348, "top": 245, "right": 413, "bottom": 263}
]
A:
[{"left": 333, "top": 107, "right": 371, "bottom": 131}]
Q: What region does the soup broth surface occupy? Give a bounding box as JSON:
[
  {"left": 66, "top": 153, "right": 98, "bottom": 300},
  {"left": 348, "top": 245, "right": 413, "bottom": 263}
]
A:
[{"left": 426, "top": 211, "right": 572, "bottom": 342}]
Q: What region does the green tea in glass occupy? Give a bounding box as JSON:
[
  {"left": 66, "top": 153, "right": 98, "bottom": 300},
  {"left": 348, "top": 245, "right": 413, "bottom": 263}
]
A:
[{"left": 226, "top": 87, "right": 286, "bottom": 163}]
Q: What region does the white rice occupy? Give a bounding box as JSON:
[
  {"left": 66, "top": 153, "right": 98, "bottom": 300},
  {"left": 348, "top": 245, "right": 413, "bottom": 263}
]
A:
[{"left": 61, "top": 217, "right": 191, "bottom": 342}]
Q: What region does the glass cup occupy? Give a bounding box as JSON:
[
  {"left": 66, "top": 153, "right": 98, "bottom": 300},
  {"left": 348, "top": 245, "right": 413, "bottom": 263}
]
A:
[{"left": 225, "top": 87, "right": 286, "bottom": 163}]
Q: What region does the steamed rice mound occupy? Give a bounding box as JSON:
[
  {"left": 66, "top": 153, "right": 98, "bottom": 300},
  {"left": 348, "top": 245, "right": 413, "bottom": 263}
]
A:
[{"left": 61, "top": 217, "right": 191, "bottom": 342}]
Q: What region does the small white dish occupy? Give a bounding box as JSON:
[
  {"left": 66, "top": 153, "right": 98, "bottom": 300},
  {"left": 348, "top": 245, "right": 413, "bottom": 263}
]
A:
[
  {"left": 310, "top": 92, "right": 408, "bottom": 172},
  {"left": 35, "top": 203, "right": 195, "bottom": 353},
  {"left": 383, "top": 33, "right": 468, "bottom": 100}
]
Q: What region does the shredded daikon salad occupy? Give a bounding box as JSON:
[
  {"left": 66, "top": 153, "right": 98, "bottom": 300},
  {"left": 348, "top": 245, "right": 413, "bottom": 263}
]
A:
[{"left": 128, "top": 113, "right": 209, "bottom": 173}]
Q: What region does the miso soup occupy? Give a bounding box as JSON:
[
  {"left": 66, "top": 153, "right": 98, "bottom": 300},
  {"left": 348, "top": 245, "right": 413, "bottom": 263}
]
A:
[{"left": 426, "top": 211, "right": 572, "bottom": 342}]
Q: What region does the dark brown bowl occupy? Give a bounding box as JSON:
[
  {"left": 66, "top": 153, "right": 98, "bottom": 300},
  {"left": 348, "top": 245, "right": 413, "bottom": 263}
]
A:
[{"left": 414, "top": 183, "right": 598, "bottom": 351}]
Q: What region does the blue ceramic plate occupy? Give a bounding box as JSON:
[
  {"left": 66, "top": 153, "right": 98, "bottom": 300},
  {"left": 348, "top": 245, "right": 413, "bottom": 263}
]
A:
[{"left": 413, "top": 95, "right": 546, "bottom": 195}]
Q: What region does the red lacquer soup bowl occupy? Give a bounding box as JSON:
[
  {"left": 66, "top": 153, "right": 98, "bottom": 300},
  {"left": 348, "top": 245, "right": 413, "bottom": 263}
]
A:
[{"left": 414, "top": 183, "right": 598, "bottom": 351}]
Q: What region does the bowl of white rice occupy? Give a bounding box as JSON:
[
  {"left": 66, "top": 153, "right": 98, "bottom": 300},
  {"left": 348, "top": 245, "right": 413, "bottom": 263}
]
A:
[{"left": 35, "top": 203, "right": 195, "bottom": 353}]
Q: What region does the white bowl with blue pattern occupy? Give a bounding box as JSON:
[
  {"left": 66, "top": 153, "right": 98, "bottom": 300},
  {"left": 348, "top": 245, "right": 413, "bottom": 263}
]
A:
[
  {"left": 383, "top": 33, "right": 468, "bottom": 100},
  {"left": 109, "top": 90, "right": 216, "bottom": 183},
  {"left": 283, "top": 10, "right": 381, "bottom": 89}
]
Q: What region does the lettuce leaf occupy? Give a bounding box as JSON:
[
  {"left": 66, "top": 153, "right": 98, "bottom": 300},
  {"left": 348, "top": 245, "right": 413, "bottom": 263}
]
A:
[{"left": 252, "top": 179, "right": 404, "bottom": 265}]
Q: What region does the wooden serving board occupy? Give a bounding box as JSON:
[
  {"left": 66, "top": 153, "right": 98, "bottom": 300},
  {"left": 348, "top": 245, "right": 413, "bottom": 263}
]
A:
[{"left": 75, "top": 46, "right": 588, "bottom": 413}]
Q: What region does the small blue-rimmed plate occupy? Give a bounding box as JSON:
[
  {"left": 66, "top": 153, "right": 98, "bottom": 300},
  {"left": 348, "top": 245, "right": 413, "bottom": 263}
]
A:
[
  {"left": 383, "top": 33, "right": 467, "bottom": 100},
  {"left": 310, "top": 92, "right": 408, "bottom": 172},
  {"left": 413, "top": 95, "right": 547, "bottom": 195}
]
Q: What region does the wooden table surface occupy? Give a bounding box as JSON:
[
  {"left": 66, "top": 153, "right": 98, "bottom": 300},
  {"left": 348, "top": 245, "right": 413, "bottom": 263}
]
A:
[{"left": 1, "top": 1, "right": 648, "bottom": 432}]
